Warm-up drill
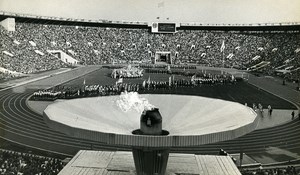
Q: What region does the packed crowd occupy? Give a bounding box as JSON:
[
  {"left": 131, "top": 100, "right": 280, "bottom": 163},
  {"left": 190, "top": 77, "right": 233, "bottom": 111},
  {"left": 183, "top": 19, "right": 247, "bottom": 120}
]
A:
[
  {"left": 0, "top": 149, "right": 64, "bottom": 175},
  {"left": 241, "top": 166, "right": 300, "bottom": 175},
  {"left": 1, "top": 22, "right": 299, "bottom": 80},
  {"left": 0, "top": 26, "right": 67, "bottom": 74},
  {"left": 0, "top": 72, "right": 17, "bottom": 82}
]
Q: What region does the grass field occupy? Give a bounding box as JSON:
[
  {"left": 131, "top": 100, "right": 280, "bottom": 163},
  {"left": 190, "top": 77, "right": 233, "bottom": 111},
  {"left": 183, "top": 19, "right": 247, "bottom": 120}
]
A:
[{"left": 60, "top": 67, "right": 296, "bottom": 110}]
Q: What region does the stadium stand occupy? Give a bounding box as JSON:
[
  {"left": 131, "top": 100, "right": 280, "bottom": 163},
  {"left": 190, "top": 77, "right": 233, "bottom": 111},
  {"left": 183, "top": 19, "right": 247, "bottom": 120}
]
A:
[
  {"left": 0, "top": 72, "right": 15, "bottom": 82},
  {"left": 241, "top": 166, "right": 300, "bottom": 175},
  {"left": 0, "top": 149, "right": 64, "bottom": 175},
  {"left": 1, "top": 22, "right": 299, "bottom": 82},
  {"left": 0, "top": 24, "right": 67, "bottom": 74}
]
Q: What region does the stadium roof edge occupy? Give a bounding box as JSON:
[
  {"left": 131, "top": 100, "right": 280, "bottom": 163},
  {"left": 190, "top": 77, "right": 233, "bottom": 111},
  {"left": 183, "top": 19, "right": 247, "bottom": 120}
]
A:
[{"left": 1, "top": 12, "right": 300, "bottom": 31}]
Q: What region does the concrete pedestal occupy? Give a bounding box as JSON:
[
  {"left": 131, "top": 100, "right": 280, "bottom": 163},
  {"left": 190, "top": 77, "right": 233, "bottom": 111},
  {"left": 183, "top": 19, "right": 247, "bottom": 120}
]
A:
[{"left": 132, "top": 148, "right": 170, "bottom": 175}]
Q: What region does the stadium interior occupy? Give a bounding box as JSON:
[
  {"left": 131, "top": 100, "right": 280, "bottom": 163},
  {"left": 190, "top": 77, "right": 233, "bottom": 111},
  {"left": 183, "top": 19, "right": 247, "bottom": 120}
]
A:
[{"left": 0, "top": 0, "right": 300, "bottom": 174}]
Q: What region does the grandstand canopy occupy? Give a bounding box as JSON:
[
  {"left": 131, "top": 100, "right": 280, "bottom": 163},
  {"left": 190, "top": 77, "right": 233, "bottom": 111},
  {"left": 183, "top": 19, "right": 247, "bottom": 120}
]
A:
[{"left": 0, "top": 0, "right": 300, "bottom": 25}]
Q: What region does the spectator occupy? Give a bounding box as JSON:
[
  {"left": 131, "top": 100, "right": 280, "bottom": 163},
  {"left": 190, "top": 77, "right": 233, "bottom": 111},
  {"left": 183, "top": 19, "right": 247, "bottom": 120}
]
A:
[
  {"left": 0, "top": 149, "right": 64, "bottom": 175},
  {"left": 1, "top": 22, "right": 299, "bottom": 79}
]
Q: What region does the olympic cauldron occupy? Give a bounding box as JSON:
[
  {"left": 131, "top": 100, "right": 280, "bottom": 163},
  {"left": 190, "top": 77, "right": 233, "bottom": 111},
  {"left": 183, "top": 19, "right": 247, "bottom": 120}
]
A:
[{"left": 44, "top": 92, "right": 258, "bottom": 175}]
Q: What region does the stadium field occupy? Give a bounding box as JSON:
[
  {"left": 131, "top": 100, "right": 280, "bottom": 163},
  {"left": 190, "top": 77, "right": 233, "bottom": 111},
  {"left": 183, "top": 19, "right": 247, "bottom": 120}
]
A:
[{"left": 59, "top": 67, "right": 296, "bottom": 110}]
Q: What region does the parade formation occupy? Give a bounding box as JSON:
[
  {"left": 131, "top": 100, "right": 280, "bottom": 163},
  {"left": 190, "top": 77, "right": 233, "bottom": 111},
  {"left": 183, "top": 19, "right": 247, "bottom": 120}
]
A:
[{"left": 31, "top": 65, "right": 237, "bottom": 101}]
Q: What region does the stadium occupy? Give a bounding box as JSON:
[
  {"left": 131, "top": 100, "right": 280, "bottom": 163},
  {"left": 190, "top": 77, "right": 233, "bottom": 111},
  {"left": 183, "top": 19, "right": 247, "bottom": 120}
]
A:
[{"left": 0, "top": 0, "right": 300, "bottom": 174}]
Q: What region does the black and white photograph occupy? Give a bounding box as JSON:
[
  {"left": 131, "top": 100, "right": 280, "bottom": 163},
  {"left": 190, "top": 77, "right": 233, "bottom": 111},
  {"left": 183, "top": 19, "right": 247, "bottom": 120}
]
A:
[{"left": 0, "top": 0, "right": 300, "bottom": 174}]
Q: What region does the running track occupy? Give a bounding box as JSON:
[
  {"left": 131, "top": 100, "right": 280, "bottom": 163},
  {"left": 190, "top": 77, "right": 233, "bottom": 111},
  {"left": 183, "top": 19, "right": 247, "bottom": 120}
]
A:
[{"left": 0, "top": 75, "right": 300, "bottom": 163}]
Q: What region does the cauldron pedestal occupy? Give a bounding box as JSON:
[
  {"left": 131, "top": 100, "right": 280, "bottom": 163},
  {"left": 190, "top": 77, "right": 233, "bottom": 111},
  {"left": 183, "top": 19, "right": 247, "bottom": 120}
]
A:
[{"left": 132, "top": 148, "right": 169, "bottom": 175}]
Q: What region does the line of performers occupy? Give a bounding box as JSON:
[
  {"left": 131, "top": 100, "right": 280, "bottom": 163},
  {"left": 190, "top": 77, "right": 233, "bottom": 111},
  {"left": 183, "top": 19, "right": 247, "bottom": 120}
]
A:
[{"left": 31, "top": 75, "right": 236, "bottom": 101}]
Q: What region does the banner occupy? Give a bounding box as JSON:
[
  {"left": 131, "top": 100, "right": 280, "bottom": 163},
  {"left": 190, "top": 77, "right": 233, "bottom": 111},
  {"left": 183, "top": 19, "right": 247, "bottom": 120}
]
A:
[
  {"left": 2, "top": 51, "right": 14, "bottom": 57},
  {"left": 29, "top": 41, "right": 36, "bottom": 47},
  {"left": 220, "top": 40, "right": 225, "bottom": 52},
  {"left": 34, "top": 50, "right": 44, "bottom": 56}
]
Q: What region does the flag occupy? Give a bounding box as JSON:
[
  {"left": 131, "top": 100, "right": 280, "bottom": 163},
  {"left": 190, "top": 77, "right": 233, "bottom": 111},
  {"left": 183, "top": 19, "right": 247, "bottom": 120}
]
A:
[
  {"left": 226, "top": 53, "right": 234, "bottom": 59},
  {"left": 116, "top": 78, "right": 123, "bottom": 84},
  {"left": 147, "top": 76, "right": 151, "bottom": 84},
  {"left": 284, "top": 59, "right": 291, "bottom": 63},
  {"left": 191, "top": 74, "right": 196, "bottom": 82},
  {"left": 258, "top": 47, "right": 264, "bottom": 51},
  {"left": 167, "top": 65, "right": 171, "bottom": 71},
  {"left": 220, "top": 40, "right": 225, "bottom": 52},
  {"left": 113, "top": 71, "right": 117, "bottom": 79},
  {"left": 252, "top": 55, "right": 261, "bottom": 61},
  {"left": 235, "top": 46, "right": 241, "bottom": 50}
]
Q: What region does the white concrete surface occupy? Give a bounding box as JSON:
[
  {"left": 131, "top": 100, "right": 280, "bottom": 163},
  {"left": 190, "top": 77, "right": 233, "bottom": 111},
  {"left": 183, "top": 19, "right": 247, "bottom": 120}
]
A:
[{"left": 44, "top": 94, "right": 257, "bottom": 136}]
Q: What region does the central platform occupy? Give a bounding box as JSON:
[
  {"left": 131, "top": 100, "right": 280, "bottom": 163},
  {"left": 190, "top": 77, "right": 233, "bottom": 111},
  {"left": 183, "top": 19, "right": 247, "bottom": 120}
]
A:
[
  {"left": 44, "top": 94, "right": 258, "bottom": 147},
  {"left": 58, "top": 150, "right": 242, "bottom": 175}
]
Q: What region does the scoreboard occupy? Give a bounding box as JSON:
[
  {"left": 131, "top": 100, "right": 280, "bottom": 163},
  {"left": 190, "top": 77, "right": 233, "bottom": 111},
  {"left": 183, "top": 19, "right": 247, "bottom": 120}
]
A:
[{"left": 151, "top": 23, "right": 176, "bottom": 33}]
